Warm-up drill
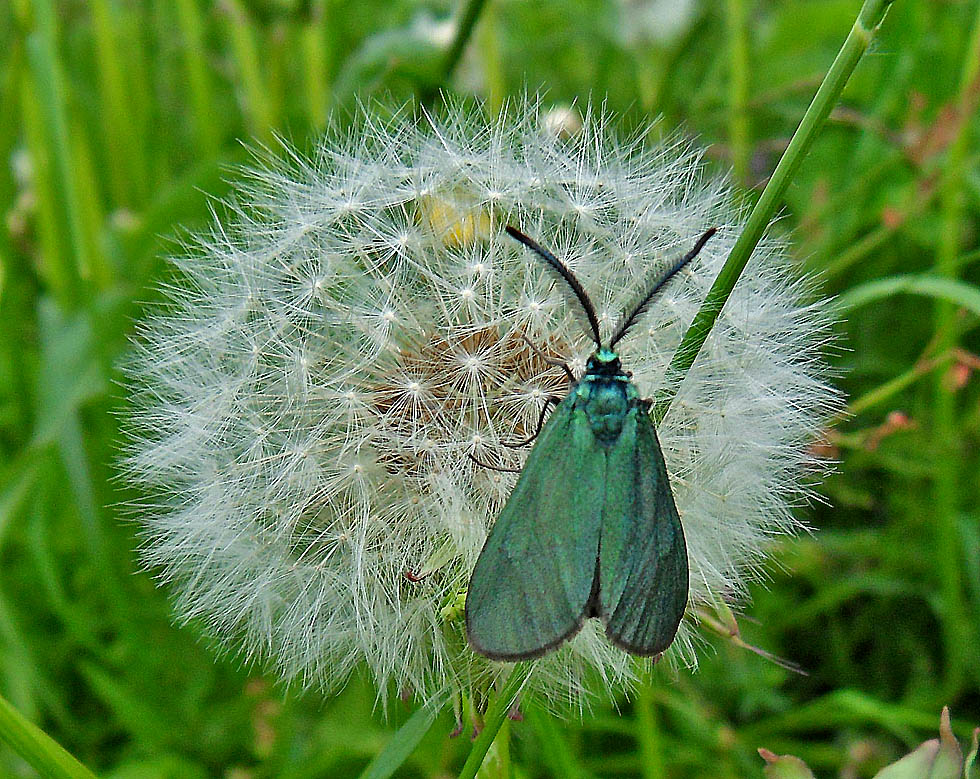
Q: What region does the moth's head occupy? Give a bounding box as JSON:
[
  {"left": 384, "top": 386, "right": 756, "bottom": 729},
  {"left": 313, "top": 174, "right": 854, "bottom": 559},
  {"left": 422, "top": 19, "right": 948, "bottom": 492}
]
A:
[{"left": 587, "top": 347, "right": 622, "bottom": 376}]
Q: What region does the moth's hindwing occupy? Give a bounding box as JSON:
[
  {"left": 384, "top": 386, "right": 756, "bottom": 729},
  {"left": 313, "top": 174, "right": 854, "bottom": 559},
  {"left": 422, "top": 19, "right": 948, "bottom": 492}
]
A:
[
  {"left": 465, "top": 394, "right": 604, "bottom": 660},
  {"left": 598, "top": 403, "right": 689, "bottom": 655}
]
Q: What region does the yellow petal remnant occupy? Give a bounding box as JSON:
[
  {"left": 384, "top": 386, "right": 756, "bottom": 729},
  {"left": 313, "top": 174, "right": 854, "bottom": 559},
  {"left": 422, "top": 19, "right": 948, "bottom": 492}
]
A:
[{"left": 420, "top": 195, "right": 491, "bottom": 247}]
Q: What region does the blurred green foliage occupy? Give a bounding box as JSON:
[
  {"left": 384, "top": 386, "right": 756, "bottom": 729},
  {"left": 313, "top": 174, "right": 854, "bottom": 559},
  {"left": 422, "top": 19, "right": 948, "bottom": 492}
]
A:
[{"left": 0, "top": 0, "right": 978, "bottom": 776}]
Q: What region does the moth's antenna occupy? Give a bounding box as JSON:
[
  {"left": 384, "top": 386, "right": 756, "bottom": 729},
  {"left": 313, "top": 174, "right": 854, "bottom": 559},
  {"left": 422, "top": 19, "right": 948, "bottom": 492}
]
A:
[
  {"left": 505, "top": 226, "right": 602, "bottom": 348},
  {"left": 609, "top": 228, "right": 717, "bottom": 348}
]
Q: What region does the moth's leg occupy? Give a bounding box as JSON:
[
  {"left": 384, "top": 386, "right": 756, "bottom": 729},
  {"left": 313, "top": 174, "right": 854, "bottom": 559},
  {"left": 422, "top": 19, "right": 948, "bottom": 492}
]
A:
[
  {"left": 502, "top": 395, "right": 562, "bottom": 449},
  {"left": 467, "top": 451, "right": 523, "bottom": 473},
  {"left": 520, "top": 334, "right": 575, "bottom": 384}
]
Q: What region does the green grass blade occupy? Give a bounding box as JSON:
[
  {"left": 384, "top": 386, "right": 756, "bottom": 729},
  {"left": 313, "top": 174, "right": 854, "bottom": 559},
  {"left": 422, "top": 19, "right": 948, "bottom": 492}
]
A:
[
  {"left": 80, "top": 661, "right": 174, "bottom": 752},
  {"left": 0, "top": 691, "right": 97, "bottom": 779},
  {"left": 0, "top": 455, "right": 37, "bottom": 548},
  {"left": 837, "top": 275, "right": 980, "bottom": 317},
  {"left": 89, "top": 0, "right": 143, "bottom": 206},
  {"left": 357, "top": 690, "right": 449, "bottom": 779},
  {"left": 24, "top": 0, "right": 93, "bottom": 298},
  {"left": 28, "top": 478, "right": 102, "bottom": 652},
  {"left": 525, "top": 704, "right": 593, "bottom": 778},
  {"left": 19, "top": 44, "right": 73, "bottom": 306},
  {"left": 300, "top": 6, "right": 330, "bottom": 127},
  {"left": 220, "top": 0, "right": 275, "bottom": 139},
  {"left": 173, "top": 0, "right": 222, "bottom": 156}
]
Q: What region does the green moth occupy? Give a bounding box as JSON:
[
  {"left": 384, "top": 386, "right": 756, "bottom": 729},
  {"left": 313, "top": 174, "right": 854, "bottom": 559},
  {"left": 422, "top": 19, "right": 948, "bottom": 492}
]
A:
[{"left": 465, "top": 225, "right": 716, "bottom": 660}]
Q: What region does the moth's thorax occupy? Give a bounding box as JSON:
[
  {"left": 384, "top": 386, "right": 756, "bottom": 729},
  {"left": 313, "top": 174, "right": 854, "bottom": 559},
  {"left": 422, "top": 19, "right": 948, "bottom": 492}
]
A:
[
  {"left": 577, "top": 348, "right": 639, "bottom": 444},
  {"left": 585, "top": 347, "right": 622, "bottom": 376}
]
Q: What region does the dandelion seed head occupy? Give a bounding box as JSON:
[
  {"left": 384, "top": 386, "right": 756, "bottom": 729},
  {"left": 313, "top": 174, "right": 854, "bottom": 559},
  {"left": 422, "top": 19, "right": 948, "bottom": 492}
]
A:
[{"left": 122, "top": 95, "right": 839, "bottom": 711}]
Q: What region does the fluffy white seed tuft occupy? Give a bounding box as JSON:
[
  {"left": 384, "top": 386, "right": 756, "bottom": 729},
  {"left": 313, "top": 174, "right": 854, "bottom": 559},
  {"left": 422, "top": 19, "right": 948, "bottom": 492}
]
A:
[{"left": 121, "top": 95, "right": 840, "bottom": 710}]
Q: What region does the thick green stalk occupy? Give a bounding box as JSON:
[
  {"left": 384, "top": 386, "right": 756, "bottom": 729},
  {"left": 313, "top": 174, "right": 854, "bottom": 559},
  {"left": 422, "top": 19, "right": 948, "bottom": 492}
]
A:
[
  {"left": 0, "top": 692, "right": 97, "bottom": 779},
  {"left": 653, "top": 0, "right": 895, "bottom": 423},
  {"left": 930, "top": 0, "right": 980, "bottom": 702},
  {"left": 635, "top": 672, "right": 665, "bottom": 779},
  {"left": 457, "top": 663, "right": 530, "bottom": 779}
]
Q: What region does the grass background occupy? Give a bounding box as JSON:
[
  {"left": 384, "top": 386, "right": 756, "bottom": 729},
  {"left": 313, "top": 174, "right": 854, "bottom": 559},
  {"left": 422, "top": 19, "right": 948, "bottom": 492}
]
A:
[{"left": 1, "top": 0, "right": 979, "bottom": 776}]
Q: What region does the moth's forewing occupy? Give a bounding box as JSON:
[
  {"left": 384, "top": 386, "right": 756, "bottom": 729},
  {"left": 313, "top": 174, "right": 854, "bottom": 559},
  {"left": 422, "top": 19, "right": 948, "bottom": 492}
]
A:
[
  {"left": 598, "top": 404, "right": 688, "bottom": 655},
  {"left": 465, "top": 396, "right": 604, "bottom": 660}
]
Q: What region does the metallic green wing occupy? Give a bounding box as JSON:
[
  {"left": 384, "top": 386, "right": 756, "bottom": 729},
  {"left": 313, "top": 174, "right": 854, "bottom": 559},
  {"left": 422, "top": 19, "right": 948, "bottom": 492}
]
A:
[
  {"left": 598, "top": 405, "right": 688, "bottom": 655},
  {"left": 465, "top": 395, "right": 605, "bottom": 660}
]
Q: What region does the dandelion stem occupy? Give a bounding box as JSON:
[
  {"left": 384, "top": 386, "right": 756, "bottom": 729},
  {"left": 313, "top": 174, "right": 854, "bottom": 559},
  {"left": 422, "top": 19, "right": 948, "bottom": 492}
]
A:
[
  {"left": 653, "top": 0, "right": 895, "bottom": 423},
  {"left": 457, "top": 663, "right": 530, "bottom": 779}
]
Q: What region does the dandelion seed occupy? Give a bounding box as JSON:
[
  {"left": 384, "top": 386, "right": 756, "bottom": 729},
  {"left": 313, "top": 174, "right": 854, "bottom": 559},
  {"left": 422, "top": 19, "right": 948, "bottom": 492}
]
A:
[
  {"left": 122, "top": 95, "right": 839, "bottom": 711},
  {"left": 615, "top": 0, "right": 700, "bottom": 46},
  {"left": 541, "top": 105, "right": 584, "bottom": 140}
]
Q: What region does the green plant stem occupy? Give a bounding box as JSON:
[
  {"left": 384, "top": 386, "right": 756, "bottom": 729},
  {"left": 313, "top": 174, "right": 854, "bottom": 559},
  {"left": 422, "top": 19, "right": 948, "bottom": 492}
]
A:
[
  {"left": 19, "top": 58, "right": 70, "bottom": 302},
  {"left": 653, "top": 0, "right": 895, "bottom": 423},
  {"left": 726, "top": 0, "right": 750, "bottom": 185},
  {"left": 457, "top": 663, "right": 530, "bottom": 779},
  {"left": 931, "top": 0, "right": 980, "bottom": 703},
  {"left": 0, "top": 692, "right": 97, "bottom": 779},
  {"left": 422, "top": 0, "right": 488, "bottom": 105},
  {"left": 442, "top": 0, "right": 488, "bottom": 85},
  {"left": 845, "top": 350, "right": 955, "bottom": 419},
  {"left": 823, "top": 174, "right": 944, "bottom": 280}
]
